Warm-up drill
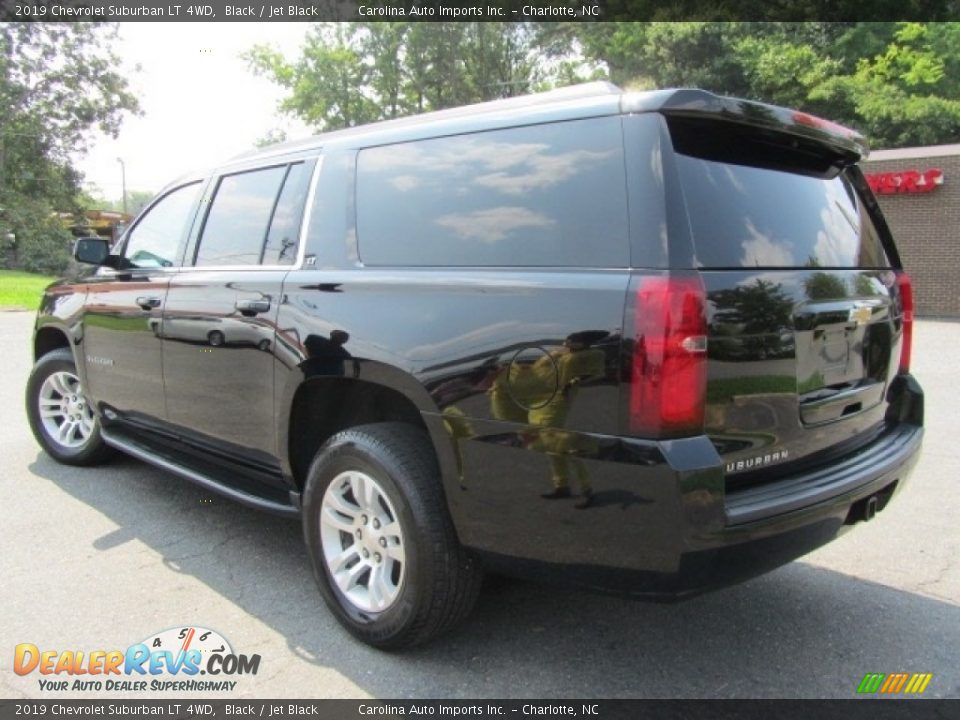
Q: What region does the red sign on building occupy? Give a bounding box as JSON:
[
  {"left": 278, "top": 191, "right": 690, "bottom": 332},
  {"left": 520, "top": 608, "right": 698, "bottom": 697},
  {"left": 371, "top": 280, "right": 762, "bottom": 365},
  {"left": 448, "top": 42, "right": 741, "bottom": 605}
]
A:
[{"left": 865, "top": 168, "right": 944, "bottom": 195}]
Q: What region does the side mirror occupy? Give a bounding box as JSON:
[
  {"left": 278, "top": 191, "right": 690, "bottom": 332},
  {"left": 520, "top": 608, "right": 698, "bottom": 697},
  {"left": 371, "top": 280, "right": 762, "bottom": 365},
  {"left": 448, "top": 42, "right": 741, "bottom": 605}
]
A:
[{"left": 74, "top": 237, "right": 111, "bottom": 265}]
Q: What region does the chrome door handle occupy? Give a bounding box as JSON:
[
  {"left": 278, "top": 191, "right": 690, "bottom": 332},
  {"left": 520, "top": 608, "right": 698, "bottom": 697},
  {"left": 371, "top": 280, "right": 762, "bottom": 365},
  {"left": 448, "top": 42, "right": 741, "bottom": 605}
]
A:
[
  {"left": 236, "top": 299, "right": 271, "bottom": 316},
  {"left": 136, "top": 296, "right": 161, "bottom": 310}
]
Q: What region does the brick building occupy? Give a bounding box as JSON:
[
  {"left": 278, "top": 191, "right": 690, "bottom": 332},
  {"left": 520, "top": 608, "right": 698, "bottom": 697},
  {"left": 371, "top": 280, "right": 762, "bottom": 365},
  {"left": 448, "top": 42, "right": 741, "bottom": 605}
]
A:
[{"left": 862, "top": 144, "right": 959, "bottom": 318}]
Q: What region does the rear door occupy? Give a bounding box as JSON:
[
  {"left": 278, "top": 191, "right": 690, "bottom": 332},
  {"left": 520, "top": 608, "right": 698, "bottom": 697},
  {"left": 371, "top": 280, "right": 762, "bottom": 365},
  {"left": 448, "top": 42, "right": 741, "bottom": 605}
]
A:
[
  {"left": 161, "top": 159, "right": 314, "bottom": 472},
  {"left": 664, "top": 115, "right": 907, "bottom": 485}
]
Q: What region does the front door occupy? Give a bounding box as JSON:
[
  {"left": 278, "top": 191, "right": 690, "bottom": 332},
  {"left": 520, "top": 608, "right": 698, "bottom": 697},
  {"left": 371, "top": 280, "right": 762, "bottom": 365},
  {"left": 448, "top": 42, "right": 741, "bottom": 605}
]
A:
[{"left": 82, "top": 181, "right": 204, "bottom": 423}]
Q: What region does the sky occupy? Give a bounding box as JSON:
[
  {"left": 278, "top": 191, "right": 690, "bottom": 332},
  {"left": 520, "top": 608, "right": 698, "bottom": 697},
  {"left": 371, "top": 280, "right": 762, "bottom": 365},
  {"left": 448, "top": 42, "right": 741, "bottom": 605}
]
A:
[{"left": 78, "top": 23, "right": 314, "bottom": 202}]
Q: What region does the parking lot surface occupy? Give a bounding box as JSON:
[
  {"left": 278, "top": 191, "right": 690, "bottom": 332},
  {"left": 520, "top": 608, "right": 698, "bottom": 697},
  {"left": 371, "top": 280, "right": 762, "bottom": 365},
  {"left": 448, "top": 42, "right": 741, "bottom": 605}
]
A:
[{"left": 1, "top": 311, "right": 957, "bottom": 699}]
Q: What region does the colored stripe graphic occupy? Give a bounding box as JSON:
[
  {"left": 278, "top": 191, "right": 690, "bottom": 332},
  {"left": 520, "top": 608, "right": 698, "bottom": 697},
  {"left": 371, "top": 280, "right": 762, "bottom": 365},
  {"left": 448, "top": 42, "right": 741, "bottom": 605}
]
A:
[
  {"left": 858, "top": 672, "right": 932, "bottom": 694},
  {"left": 857, "top": 673, "right": 885, "bottom": 693},
  {"left": 904, "top": 674, "right": 933, "bottom": 694},
  {"left": 881, "top": 673, "right": 909, "bottom": 693}
]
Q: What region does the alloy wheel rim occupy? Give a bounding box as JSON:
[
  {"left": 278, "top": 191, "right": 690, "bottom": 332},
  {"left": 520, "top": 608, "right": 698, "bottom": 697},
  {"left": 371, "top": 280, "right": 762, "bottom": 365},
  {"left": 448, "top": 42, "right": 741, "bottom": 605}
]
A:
[
  {"left": 319, "top": 470, "right": 406, "bottom": 613},
  {"left": 38, "top": 371, "right": 96, "bottom": 449}
]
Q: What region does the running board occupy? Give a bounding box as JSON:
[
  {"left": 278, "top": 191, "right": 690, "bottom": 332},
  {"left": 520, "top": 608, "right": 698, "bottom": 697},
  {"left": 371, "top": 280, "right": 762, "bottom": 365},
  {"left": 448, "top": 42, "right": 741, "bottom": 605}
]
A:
[{"left": 102, "top": 429, "right": 300, "bottom": 518}]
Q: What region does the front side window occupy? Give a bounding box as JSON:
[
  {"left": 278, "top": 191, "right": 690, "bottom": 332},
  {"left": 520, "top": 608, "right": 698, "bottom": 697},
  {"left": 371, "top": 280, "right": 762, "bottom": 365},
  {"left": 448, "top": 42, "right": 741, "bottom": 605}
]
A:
[
  {"left": 195, "top": 166, "right": 288, "bottom": 267},
  {"left": 123, "top": 182, "right": 201, "bottom": 269}
]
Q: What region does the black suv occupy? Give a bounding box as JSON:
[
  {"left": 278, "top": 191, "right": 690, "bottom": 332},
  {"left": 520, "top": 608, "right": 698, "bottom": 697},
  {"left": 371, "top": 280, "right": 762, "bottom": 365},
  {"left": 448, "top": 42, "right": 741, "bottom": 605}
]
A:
[{"left": 27, "top": 83, "right": 923, "bottom": 648}]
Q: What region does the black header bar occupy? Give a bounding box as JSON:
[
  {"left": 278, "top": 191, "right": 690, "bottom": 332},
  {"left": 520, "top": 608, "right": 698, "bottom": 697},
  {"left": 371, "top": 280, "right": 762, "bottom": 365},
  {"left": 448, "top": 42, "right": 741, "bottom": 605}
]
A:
[{"left": 2, "top": 0, "right": 957, "bottom": 22}]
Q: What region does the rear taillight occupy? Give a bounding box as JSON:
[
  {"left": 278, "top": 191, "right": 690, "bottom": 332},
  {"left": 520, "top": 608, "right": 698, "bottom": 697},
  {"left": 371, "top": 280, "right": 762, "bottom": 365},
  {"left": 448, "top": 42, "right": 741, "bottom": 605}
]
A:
[
  {"left": 629, "top": 275, "right": 708, "bottom": 437},
  {"left": 896, "top": 271, "right": 914, "bottom": 374}
]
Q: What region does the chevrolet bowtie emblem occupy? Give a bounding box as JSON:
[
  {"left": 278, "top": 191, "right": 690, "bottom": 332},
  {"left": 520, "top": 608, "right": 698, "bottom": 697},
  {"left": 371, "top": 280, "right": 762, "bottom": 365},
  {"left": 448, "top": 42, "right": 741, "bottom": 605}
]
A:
[{"left": 849, "top": 305, "right": 872, "bottom": 325}]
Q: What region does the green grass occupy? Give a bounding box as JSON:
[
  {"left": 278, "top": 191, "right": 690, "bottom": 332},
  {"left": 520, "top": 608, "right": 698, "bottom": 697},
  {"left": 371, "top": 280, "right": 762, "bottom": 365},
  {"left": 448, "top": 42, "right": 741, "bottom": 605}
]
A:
[
  {"left": 0, "top": 270, "right": 57, "bottom": 310},
  {"left": 706, "top": 375, "right": 796, "bottom": 404}
]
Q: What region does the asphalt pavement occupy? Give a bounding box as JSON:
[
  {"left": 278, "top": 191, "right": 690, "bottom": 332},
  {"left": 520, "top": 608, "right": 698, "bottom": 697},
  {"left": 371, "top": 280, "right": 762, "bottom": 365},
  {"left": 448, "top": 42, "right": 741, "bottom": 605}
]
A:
[{"left": 1, "top": 310, "right": 957, "bottom": 699}]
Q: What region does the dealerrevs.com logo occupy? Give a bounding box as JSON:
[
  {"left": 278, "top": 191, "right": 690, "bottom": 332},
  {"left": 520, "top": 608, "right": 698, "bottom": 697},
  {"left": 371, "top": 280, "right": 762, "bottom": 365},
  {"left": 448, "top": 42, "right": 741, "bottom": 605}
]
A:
[{"left": 14, "top": 626, "right": 260, "bottom": 693}]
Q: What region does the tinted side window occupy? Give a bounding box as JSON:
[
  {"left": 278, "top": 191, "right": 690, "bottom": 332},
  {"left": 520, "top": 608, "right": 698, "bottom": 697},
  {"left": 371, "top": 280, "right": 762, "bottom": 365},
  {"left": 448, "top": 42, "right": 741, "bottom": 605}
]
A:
[
  {"left": 262, "top": 163, "right": 307, "bottom": 265},
  {"left": 195, "top": 166, "right": 287, "bottom": 267},
  {"left": 123, "top": 182, "right": 201, "bottom": 269},
  {"left": 356, "top": 117, "right": 628, "bottom": 267}
]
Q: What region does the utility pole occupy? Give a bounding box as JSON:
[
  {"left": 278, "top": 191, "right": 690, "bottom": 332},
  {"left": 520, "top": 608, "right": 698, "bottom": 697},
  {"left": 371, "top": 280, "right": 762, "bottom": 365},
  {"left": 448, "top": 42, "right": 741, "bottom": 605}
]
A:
[{"left": 116, "top": 157, "right": 127, "bottom": 215}]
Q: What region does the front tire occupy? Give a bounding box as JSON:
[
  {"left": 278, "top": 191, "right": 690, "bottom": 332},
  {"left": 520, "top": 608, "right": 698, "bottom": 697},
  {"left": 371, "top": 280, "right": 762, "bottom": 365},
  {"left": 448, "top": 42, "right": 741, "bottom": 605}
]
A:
[
  {"left": 26, "top": 348, "right": 114, "bottom": 466},
  {"left": 302, "top": 422, "right": 482, "bottom": 649}
]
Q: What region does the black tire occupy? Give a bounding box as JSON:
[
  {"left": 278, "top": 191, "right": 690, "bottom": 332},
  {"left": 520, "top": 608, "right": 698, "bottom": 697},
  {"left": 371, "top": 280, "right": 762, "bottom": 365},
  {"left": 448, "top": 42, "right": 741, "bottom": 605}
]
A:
[
  {"left": 208, "top": 330, "right": 225, "bottom": 347},
  {"left": 302, "top": 422, "right": 482, "bottom": 649},
  {"left": 25, "top": 348, "right": 114, "bottom": 466}
]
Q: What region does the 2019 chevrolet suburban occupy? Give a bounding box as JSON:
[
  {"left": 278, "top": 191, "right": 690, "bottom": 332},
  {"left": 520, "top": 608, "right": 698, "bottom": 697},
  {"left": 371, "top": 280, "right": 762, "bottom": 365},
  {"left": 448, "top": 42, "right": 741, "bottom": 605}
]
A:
[{"left": 26, "top": 83, "right": 924, "bottom": 648}]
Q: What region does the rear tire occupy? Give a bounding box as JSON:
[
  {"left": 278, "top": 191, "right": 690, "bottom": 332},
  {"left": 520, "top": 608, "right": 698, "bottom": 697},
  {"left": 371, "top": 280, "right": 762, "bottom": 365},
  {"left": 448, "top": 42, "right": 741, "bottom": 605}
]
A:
[
  {"left": 26, "top": 348, "right": 114, "bottom": 466},
  {"left": 302, "top": 422, "right": 482, "bottom": 649}
]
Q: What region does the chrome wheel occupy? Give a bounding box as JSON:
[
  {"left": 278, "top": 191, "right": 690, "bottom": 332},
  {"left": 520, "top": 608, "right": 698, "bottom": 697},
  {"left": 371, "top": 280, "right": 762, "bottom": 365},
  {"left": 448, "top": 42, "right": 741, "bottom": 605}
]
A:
[
  {"left": 319, "top": 470, "right": 406, "bottom": 613},
  {"left": 38, "top": 371, "right": 96, "bottom": 449}
]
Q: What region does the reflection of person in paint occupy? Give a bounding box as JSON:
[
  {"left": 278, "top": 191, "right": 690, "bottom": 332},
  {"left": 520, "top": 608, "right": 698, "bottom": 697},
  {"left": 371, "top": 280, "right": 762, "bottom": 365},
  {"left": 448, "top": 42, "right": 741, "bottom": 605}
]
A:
[
  {"left": 436, "top": 359, "right": 501, "bottom": 490},
  {"left": 302, "top": 330, "right": 355, "bottom": 377},
  {"left": 490, "top": 331, "right": 607, "bottom": 509}
]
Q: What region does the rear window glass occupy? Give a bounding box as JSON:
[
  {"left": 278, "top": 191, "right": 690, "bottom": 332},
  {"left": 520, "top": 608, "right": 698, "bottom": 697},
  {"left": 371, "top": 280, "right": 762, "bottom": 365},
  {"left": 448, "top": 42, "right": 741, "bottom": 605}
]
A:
[
  {"left": 356, "top": 117, "right": 628, "bottom": 267},
  {"left": 675, "top": 156, "right": 890, "bottom": 269}
]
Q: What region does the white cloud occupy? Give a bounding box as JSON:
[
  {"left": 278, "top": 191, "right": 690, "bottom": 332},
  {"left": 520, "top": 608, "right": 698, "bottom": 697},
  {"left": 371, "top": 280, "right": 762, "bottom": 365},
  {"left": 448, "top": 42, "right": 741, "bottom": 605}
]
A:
[
  {"left": 474, "top": 149, "right": 614, "bottom": 196},
  {"left": 389, "top": 175, "right": 421, "bottom": 192},
  {"left": 740, "top": 218, "right": 795, "bottom": 266},
  {"left": 435, "top": 207, "right": 554, "bottom": 243},
  {"left": 813, "top": 179, "right": 860, "bottom": 266}
]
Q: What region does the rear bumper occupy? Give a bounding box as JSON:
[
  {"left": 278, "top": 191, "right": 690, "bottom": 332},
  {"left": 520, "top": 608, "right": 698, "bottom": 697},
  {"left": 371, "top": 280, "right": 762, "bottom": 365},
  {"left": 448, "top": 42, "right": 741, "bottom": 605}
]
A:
[
  {"left": 438, "top": 377, "right": 924, "bottom": 598},
  {"left": 724, "top": 422, "right": 921, "bottom": 526},
  {"left": 668, "top": 421, "right": 922, "bottom": 598}
]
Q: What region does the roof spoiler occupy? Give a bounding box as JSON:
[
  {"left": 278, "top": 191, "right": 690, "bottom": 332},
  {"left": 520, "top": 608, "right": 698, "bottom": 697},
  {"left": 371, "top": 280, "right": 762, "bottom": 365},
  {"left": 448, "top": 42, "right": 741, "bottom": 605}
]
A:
[{"left": 623, "top": 88, "right": 869, "bottom": 162}]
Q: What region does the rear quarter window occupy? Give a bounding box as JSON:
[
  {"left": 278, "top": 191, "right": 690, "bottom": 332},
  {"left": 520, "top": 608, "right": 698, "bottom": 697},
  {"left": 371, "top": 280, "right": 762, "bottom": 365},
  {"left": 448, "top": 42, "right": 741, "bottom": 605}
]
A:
[{"left": 355, "top": 117, "right": 629, "bottom": 267}]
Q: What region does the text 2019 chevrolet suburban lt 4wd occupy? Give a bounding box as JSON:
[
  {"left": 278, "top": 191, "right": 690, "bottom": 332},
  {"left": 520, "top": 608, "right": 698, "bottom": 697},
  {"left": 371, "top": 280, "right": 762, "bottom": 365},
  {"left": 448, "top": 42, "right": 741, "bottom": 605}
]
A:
[{"left": 27, "top": 83, "right": 923, "bottom": 648}]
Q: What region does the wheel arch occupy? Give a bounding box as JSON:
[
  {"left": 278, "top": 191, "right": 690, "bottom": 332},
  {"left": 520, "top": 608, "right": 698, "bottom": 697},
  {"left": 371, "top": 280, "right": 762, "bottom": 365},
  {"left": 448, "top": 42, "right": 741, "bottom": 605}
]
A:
[
  {"left": 34, "top": 324, "right": 73, "bottom": 363},
  {"left": 284, "top": 376, "right": 426, "bottom": 488}
]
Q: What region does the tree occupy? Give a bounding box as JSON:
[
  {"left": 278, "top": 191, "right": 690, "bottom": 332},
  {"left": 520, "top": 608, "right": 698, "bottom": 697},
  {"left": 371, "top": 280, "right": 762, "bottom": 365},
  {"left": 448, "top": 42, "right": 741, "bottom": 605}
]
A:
[
  {"left": 548, "top": 22, "right": 960, "bottom": 148},
  {"left": 810, "top": 23, "right": 960, "bottom": 147},
  {"left": 245, "top": 22, "right": 542, "bottom": 132},
  {"left": 251, "top": 22, "right": 960, "bottom": 148},
  {"left": 0, "top": 23, "right": 139, "bottom": 273}
]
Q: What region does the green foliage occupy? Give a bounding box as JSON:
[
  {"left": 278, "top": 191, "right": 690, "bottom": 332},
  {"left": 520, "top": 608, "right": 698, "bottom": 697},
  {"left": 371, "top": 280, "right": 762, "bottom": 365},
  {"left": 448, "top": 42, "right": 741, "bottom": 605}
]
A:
[
  {"left": 0, "top": 23, "right": 139, "bottom": 273},
  {"left": 811, "top": 23, "right": 960, "bottom": 147},
  {"left": 0, "top": 194, "right": 73, "bottom": 275},
  {"left": 706, "top": 375, "right": 796, "bottom": 404},
  {"left": 552, "top": 21, "right": 960, "bottom": 149},
  {"left": 804, "top": 272, "right": 850, "bottom": 301},
  {"left": 249, "top": 21, "right": 960, "bottom": 149},
  {"left": 254, "top": 128, "right": 289, "bottom": 148},
  {"left": 245, "top": 22, "right": 541, "bottom": 131},
  {"left": 711, "top": 278, "right": 794, "bottom": 334}
]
